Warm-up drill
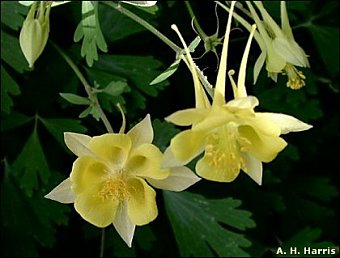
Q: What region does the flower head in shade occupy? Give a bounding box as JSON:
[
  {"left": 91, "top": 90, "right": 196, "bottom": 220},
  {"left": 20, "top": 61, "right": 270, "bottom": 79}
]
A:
[
  {"left": 164, "top": 2, "right": 312, "bottom": 185},
  {"left": 45, "top": 112, "right": 200, "bottom": 247},
  {"left": 219, "top": 1, "right": 310, "bottom": 89}
]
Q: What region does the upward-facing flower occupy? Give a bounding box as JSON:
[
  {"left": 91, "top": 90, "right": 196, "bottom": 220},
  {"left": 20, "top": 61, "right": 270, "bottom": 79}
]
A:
[
  {"left": 219, "top": 1, "right": 310, "bottom": 89},
  {"left": 45, "top": 113, "right": 200, "bottom": 247},
  {"left": 164, "top": 2, "right": 312, "bottom": 185}
]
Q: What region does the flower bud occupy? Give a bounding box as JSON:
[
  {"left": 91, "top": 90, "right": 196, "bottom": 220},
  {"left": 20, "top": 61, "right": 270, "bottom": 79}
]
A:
[{"left": 19, "top": 2, "right": 51, "bottom": 68}]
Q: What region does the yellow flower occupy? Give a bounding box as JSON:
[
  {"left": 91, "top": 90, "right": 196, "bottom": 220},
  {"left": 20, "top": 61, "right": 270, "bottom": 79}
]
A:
[
  {"left": 19, "top": 2, "right": 51, "bottom": 68},
  {"left": 218, "top": 1, "right": 310, "bottom": 89},
  {"left": 45, "top": 114, "right": 200, "bottom": 247},
  {"left": 164, "top": 2, "right": 312, "bottom": 185}
]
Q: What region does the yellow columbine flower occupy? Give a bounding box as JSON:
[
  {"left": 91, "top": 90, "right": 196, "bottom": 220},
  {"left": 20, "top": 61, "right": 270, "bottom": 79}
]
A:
[
  {"left": 164, "top": 1, "right": 312, "bottom": 185},
  {"left": 19, "top": 1, "right": 51, "bottom": 68},
  {"left": 45, "top": 113, "right": 200, "bottom": 247},
  {"left": 218, "top": 1, "right": 310, "bottom": 89}
]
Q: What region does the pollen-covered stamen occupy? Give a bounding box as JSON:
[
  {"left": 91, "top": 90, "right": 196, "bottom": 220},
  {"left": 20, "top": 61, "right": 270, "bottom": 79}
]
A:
[
  {"left": 283, "top": 63, "right": 306, "bottom": 90},
  {"left": 204, "top": 123, "right": 250, "bottom": 177},
  {"left": 98, "top": 174, "right": 128, "bottom": 202}
]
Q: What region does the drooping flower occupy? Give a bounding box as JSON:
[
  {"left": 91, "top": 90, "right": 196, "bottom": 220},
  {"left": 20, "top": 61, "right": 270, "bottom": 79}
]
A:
[
  {"left": 19, "top": 1, "right": 51, "bottom": 68},
  {"left": 164, "top": 1, "right": 312, "bottom": 185},
  {"left": 45, "top": 113, "right": 200, "bottom": 247},
  {"left": 218, "top": 1, "right": 310, "bottom": 89}
]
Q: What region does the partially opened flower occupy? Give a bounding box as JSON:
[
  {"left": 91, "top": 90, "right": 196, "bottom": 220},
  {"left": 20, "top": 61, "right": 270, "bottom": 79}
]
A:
[
  {"left": 219, "top": 1, "right": 310, "bottom": 89},
  {"left": 45, "top": 112, "right": 200, "bottom": 247},
  {"left": 164, "top": 1, "right": 312, "bottom": 185}
]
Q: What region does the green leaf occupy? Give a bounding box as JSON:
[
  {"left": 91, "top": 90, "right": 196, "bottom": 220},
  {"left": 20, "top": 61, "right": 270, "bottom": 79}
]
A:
[
  {"left": 1, "top": 65, "right": 21, "bottom": 114},
  {"left": 150, "top": 58, "right": 181, "bottom": 85},
  {"left": 99, "top": 2, "right": 157, "bottom": 43},
  {"left": 85, "top": 67, "right": 130, "bottom": 113},
  {"left": 163, "top": 191, "right": 255, "bottom": 257},
  {"left": 101, "top": 81, "right": 128, "bottom": 96},
  {"left": 94, "top": 54, "right": 168, "bottom": 96},
  {"left": 79, "top": 106, "right": 92, "bottom": 119},
  {"left": 39, "top": 118, "right": 87, "bottom": 150},
  {"left": 1, "top": 161, "right": 70, "bottom": 257},
  {"left": 59, "top": 93, "right": 91, "bottom": 105},
  {"left": 12, "top": 125, "right": 50, "bottom": 197},
  {"left": 0, "top": 1, "right": 28, "bottom": 30},
  {"left": 152, "top": 119, "right": 180, "bottom": 151},
  {"left": 1, "top": 112, "right": 32, "bottom": 132},
  {"left": 1, "top": 30, "right": 29, "bottom": 72},
  {"left": 308, "top": 25, "right": 339, "bottom": 77},
  {"left": 74, "top": 1, "right": 108, "bottom": 67}
]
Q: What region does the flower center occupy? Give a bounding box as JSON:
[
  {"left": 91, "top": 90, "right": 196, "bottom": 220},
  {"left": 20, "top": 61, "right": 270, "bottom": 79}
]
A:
[
  {"left": 204, "top": 123, "right": 250, "bottom": 176},
  {"left": 283, "top": 63, "right": 306, "bottom": 90},
  {"left": 98, "top": 172, "right": 128, "bottom": 202}
]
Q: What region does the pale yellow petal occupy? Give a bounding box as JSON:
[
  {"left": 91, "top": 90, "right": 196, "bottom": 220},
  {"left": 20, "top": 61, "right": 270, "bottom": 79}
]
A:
[
  {"left": 70, "top": 156, "right": 108, "bottom": 194},
  {"left": 165, "top": 108, "right": 208, "bottom": 126},
  {"left": 126, "top": 143, "right": 168, "bottom": 180},
  {"left": 272, "top": 37, "right": 308, "bottom": 67},
  {"left": 44, "top": 177, "right": 75, "bottom": 204},
  {"left": 246, "top": 114, "right": 282, "bottom": 137},
  {"left": 196, "top": 155, "right": 240, "bottom": 182},
  {"left": 64, "top": 132, "right": 93, "bottom": 157},
  {"left": 239, "top": 125, "right": 287, "bottom": 162},
  {"left": 242, "top": 153, "right": 263, "bottom": 185},
  {"left": 266, "top": 43, "right": 287, "bottom": 73},
  {"left": 256, "top": 112, "right": 313, "bottom": 134},
  {"left": 253, "top": 51, "right": 266, "bottom": 84},
  {"left": 169, "top": 129, "right": 206, "bottom": 164},
  {"left": 126, "top": 178, "right": 157, "bottom": 226},
  {"left": 225, "top": 96, "right": 259, "bottom": 110},
  {"left": 147, "top": 166, "right": 201, "bottom": 191},
  {"left": 127, "top": 114, "right": 153, "bottom": 150},
  {"left": 74, "top": 187, "right": 120, "bottom": 228},
  {"left": 89, "top": 134, "right": 131, "bottom": 167},
  {"left": 161, "top": 147, "right": 188, "bottom": 168},
  {"left": 112, "top": 201, "right": 136, "bottom": 248}
]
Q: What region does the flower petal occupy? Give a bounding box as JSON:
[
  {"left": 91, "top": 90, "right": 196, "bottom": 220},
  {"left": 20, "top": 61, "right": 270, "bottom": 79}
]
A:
[
  {"left": 161, "top": 147, "right": 188, "bottom": 168},
  {"left": 127, "top": 114, "right": 153, "bottom": 150},
  {"left": 253, "top": 51, "right": 266, "bottom": 84},
  {"left": 225, "top": 96, "right": 259, "bottom": 110},
  {"left": 89, "top": 134, "right": 131, "bottom": 167},
  {"left": 196, "top": 155, "right": 240, "bottom": 182},
  {"left": 70, "top": 156, "right": 109, "bottom": 194},
  {"left": 74, "top": 187, "right": 120, "bottom": 228},
  {"left": 169, "top": 129, "right": 206, "bottom": 165},
  {"left": 113, "top": 201, "right": 136, "bottom": 248},
  {"left": 126, "top": 143, "right": 168, "bottom": 180},
  {"left": 165, "top": 108, "right": 208, "bottom": 126},
  {"left": 44, "top": 177, "right": 75, "bottom": 204},
  {"left": 64, "top": 132, "right": 93, "bottom": 157},
  {"left": 257, "top": 113, "right": 313, "bottom": 134},
  {"left": 247, "top": 114, "right": 282, "bottom": 137},
  {"left": 272, "top": 37, "right": 308, "bottom": 67},
  {"left": 239, "top": 125, "right": 287, "bottom": 162},
  {"left": 126, "top": 178, "right": 157, "bottom": 226},
  {"left": 242, "top": 153, "right": 263, "bottom": 185},
  {"left": 147, "top": 166, "right": 201, "bottom": 191},
  {"left": 266, "top": 43, "right": 287, "bottom": 73}
]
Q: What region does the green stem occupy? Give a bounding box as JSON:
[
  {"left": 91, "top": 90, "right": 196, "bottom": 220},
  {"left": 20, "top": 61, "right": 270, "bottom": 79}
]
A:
[
  {"left": 185, "top": 1, "right": 208, "bottom": 39},
  {"left": 51, "top": 41, "right": 114, "bottom": 133},
  {"left": 103, "top": 1, "right": 182, "bottom": 54},
  {"left": 100, "top": 228, "right": 105, "bottom": 258}
]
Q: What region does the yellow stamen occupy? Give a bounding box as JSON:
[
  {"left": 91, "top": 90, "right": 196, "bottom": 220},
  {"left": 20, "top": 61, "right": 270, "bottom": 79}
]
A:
[
  {"left": 98, "top": 175, "right": 128, "bottom": 201},
  {"left": 283, "top": 63, "right": 306, "bottom": 90},
  {"left": 204, "top": 123, "right": 250, "bottom": 177}
]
